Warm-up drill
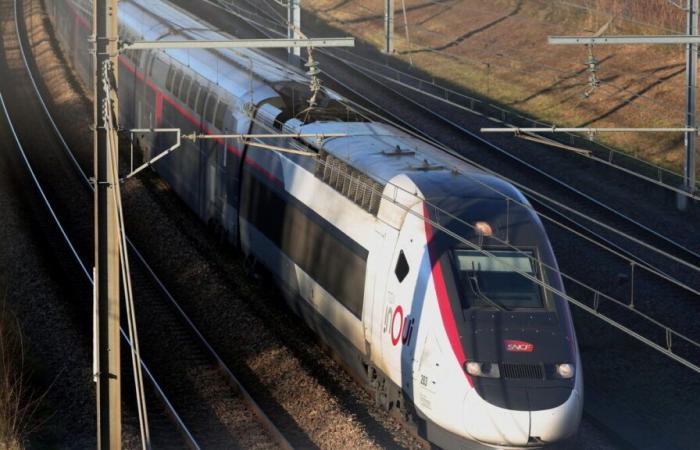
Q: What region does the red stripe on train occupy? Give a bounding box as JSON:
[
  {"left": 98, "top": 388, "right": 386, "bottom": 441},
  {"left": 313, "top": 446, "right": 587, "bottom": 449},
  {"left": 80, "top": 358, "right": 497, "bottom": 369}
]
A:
[
  {"left": 60, "top": 0, "right": 283, "bottom": 188},
  {"left": 423, "top": 203, "right": 474, "bottom": 387},
  {"left": 118, "top": 56, "right": 283, "bottom": 187}
]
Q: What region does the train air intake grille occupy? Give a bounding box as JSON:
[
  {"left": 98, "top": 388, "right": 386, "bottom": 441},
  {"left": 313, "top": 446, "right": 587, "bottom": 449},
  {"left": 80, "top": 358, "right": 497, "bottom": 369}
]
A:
[
  {"left": 315, "top": 151, "right": 384, "bottom": 215},
  {"left": 501, "top": 363, "right": 544, "bottom": 380}
]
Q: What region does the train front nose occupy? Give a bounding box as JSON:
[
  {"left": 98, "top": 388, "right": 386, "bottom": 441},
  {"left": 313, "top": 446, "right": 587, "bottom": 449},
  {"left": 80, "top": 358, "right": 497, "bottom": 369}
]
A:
[
  {"left": 461, "top": 366, "right": 583, "bottom": 448},
  {"left": 529, "top": 386, "right": 582, "bottom": 444},
  {"left": 463, "top": 386, "right": 582, "bottom": 448},
  {"left": 463, "top": 389, "right": 531, "bottom": 447},
  {"left": 529, "top": 359, "right": 584, "bottom": 445}
]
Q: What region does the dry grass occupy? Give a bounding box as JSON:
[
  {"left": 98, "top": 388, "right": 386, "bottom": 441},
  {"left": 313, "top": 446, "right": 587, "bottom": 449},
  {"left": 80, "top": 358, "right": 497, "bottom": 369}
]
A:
[
  {"left": 302, "top": 0, "right": 698, "bottom": 175},
  {"left": 572, "top": 0, "right": 685, "bottom": 31},
  {"left": 0, "top": 300, "right": 37, "bottom": 450}
]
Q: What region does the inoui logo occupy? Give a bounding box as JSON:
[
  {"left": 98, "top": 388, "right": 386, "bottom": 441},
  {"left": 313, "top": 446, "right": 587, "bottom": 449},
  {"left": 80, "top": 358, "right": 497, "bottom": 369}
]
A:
[
  {"left": 504, "top": 340, "right": 535, "bottom": 353},
  {"left": 390, "top": 305, "right": 415, "bottom": 347}
]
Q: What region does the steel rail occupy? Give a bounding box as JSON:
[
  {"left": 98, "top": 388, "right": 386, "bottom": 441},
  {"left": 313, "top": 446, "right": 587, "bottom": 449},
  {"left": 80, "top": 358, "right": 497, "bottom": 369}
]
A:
[
  {"left": 331, "top": 55, "right": 700, "bottom": 266},
  {"left": 227, "top": 0, "right": 683, "bottom": 146},
  {"left": 208, "top": 0, "right": 700, "bottom": 278},
  {"left": 325, "top": 45, "right": 699, "bottom": 194},
  {"left": 206, "top": 0, "right": 700, "bottom": 369},
  {"left": 8, "top": 1, "right": 200, "bottom": 446},
  {"left": 214, "top": 0, "right": 700, "bottom": 300},
  {"left": 0, "top": 92, "right": 201, "bottom": 450},
  {"left": 12, "top": 1, "right": 293, "bottom": 448}
]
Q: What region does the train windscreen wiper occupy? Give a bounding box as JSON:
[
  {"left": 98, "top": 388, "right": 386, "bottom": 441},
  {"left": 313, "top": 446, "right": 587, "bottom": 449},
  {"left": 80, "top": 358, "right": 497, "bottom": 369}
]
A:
[{"left": 467, "top": 265, "right": 508, "bottom": 312}]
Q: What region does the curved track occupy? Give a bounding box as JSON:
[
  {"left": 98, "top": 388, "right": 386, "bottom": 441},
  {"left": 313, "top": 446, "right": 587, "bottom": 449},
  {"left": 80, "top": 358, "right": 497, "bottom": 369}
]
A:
[
  {"left": 218, "top": 0, "right": 700, "bottom": 331},
  {"left": 7, "top": 0, "right": 693, "bottom": 447},
  {"left": 2, "top": 0, "right": 292, "bottom": 448},
  {"left": 233, "top": 0, "right": 700, "bottom": 275}
]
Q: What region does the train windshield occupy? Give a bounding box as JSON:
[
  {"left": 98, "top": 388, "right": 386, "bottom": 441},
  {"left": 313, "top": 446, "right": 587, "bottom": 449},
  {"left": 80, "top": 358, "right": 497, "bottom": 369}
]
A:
[{"left": 454, "top": 249, "right": 545, "bottom": 310}]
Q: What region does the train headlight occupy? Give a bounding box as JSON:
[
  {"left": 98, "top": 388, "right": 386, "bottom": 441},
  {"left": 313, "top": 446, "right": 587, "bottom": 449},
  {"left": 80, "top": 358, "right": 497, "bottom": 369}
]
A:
[
  {"left": 475, "top": 221, "right": 493, "bottom": 236},
  {"left": 465, "top": 361, "right": 500, "bottom": 378},
  {"left": 555, "top": 363, "right": 575, "bottom": 379}
]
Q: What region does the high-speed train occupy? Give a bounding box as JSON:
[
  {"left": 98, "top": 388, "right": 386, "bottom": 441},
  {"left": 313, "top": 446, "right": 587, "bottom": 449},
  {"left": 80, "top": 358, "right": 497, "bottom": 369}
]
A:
[{"left": 46, "top": 0, "right": 583, "bottom": 447}]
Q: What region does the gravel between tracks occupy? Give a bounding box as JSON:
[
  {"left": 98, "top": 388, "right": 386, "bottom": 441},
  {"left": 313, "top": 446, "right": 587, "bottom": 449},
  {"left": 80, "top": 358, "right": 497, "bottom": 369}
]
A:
[
  {"left": 0, "top": 0, "right": 143, "bottom": 446},
  {"left": 14, "top": 0, "right": 305, "bottom": 448},
  {"left": 0, "top": 109, "right": 98, "bottom": 450},
  {"left": 19, "top": 0, "right": 429, "bottom": 448}
]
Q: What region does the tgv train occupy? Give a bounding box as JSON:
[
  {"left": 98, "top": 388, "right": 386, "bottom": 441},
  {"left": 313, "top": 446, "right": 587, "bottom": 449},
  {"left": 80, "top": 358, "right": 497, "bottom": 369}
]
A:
[{"left": 46, "top": 0, "right": 583, "bottom": 447}]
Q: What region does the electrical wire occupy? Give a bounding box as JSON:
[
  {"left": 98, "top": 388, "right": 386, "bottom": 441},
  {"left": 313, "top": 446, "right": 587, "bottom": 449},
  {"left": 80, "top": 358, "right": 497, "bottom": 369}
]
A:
[
  {"left": 145, "top": 0, "right": 700, "bottom": 373},
  {"left": 205, "top": 0, "right": 700, "bottom": 291},
  {"left": 302, "top": 0, "right": 685, "bottom": 116},
  {"left": 336, "top": 55, "right": 700, "bottom": 198},
  {"left": 101, "top": 59, "right": 151, "bottom": 450},
  {"left": 209, "top": 0, "right": 700, "bottom": 274},
  {"left": 220, "top": 0, "right": 695, "bottom": 191}
]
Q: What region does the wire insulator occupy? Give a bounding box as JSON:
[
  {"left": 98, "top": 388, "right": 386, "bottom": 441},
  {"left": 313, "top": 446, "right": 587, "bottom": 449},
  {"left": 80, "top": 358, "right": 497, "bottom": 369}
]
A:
[
  {"left": 305, "top": 47, "right": 322, "bottom": 109},
  {"left": 584, "top": 44, "right": 601, "bottom": 98}
]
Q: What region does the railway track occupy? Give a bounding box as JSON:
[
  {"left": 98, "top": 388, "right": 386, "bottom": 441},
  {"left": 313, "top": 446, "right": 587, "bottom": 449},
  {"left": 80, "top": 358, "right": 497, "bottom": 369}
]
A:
[
  {"left": 224, "top": 0, "right": 700, "bottom": 328},
  {"left": 10, "top": 1, "right": 438, "bottom": 449},
  {"left": 1, "top": 0, "right": 292, "bottom": 448},
  {"left": 8, "top": 0, "right": 692, "bottom": 446},
  {"left": 0, "top": 88, "right": 196, "bottom": 450},
  {"left": 168, "top": 1, "right": 700, "bottom": 449},
  {"left": 184, "top": 0, "right": 700, "bottom": 344},
  {"left": 223, "top": 0, "right": 700, "bottom": 278}
]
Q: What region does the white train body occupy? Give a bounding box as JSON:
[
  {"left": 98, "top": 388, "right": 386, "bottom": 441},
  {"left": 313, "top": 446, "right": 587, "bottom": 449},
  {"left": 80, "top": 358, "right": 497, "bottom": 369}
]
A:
[{"left": 45, "top": 0, "right": 583, "bottom": 447}]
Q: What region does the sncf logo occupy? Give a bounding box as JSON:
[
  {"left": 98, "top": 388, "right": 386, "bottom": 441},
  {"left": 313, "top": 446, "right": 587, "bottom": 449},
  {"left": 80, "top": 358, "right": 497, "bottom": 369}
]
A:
[{"left": 505, "top": 340, "right": 534, "bottom": 353}]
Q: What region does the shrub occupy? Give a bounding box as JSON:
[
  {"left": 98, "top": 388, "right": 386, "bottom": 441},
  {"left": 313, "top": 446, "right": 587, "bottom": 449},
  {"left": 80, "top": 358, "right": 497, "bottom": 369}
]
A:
[{"left": 0, "top": 301, "right": 33, "bottom": 450}]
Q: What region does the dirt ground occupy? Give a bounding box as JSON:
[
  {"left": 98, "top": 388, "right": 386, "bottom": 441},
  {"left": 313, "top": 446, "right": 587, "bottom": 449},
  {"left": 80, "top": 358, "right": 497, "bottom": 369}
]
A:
[{"left": 301, "top": 0, "right": 695, "bottom": 174}]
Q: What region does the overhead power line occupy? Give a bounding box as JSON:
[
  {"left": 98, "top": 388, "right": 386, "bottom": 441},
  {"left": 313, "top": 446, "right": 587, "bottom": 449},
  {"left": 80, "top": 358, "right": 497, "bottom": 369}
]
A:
[{"left": 549, "top": 0, "right": 699, "bottom": 194}]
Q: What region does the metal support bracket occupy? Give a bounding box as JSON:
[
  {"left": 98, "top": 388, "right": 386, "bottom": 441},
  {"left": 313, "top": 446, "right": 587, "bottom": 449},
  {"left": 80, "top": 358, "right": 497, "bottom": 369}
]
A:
[
  {"left": 124, "top": 128, "right": 181, "bottom": 180},
  {"left": 125, "top": 129, "right": 348, "bottom": 180},
  {"left": 120, "top": 37, "right": 355, "bottom": 51}
]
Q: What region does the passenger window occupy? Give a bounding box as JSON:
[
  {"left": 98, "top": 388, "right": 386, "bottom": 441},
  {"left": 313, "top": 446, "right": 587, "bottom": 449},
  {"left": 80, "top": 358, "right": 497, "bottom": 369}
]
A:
[
  {"left": 214, "top": 102, "right": 228, "bottom": 130},
  {"left": 196, "top": 90, "right": 208, "bottom": 115},
  {"left": 131, "top": 47, "right": 142, "bottom": 68},
  {"left": 188, "top": 82, "right": 200, "bottom": 110},
  {"left": 180, "top": 75, "right": 192, "bottom": 101},
  {"left": 172, "top": 70, "right": 183, "bottom": 94},
  {"left": 165, "top": 67, "right": 174, "bottom": 91},
  {"left": 204, "top": 95, "right": 218, "bottom": 124},
  {"left": 147, "top": 53, "right": 156, "bottom": 77},
  {"left": 395, "top": 250, "right": 410, "bottom": 282}
]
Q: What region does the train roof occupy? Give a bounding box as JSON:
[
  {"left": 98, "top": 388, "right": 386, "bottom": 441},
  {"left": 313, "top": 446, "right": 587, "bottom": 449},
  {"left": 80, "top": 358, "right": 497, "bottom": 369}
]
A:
[
  {"left": 295, "top": 121, "right": 526, "bottom": 204},
  {"left": 119, "top": 0, "right": 311, "bottom": 93},
  {"left": 114, "top": 0, "right": 528, "bottom": 209}
]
